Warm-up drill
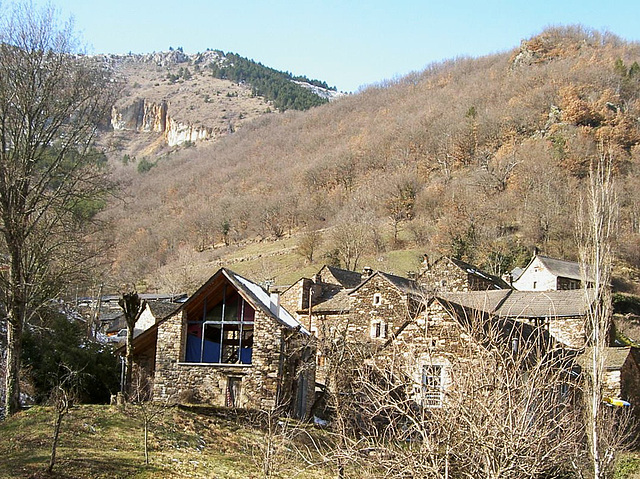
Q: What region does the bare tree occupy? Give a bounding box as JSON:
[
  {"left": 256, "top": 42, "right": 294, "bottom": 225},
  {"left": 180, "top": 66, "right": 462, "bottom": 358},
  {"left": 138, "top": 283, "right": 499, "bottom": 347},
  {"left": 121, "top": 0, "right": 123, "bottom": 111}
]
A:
[
  {"left": 119, "top": 291, "right": 143, "bottom": 398},
  {"left": 47, "top": 364, "right": 80, "bottom": 473},
  {"left": 0, "top": 3, "right": 116, "bottom": 416},
  {"left": 321, "top": 303, "right": 586, "bottom": 479},
  {"left": 128, "top": 366, "right": 171, "bottom": 465},
  {"left": 577, "top": 154, "right": 627, "bottom": 479},
  {"left": 297, "top": 229, "right": 322, "bottom": 264}
]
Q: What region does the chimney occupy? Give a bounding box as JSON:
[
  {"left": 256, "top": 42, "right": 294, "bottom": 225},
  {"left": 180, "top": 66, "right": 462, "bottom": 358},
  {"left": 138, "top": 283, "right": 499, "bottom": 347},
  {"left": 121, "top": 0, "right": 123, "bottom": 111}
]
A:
[
  {"left": 270, "top": 292, "right": 280, "bottom": 316},
  {"left": 362, "top": 266, "right": 374, "bottom": 280}
]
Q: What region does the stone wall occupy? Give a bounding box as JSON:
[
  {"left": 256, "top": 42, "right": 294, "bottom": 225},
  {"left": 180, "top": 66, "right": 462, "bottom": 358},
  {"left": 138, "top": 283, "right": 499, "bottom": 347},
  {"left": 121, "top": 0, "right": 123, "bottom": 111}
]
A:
[
  {"left": 378, "top": 301, "right": 481, "bottom": 405},
  {"left": 548, "top": 316, "right": 586, "bottom": 349},
  {"left": 349, "top": 275, "right": 412, "bottom": 341},
  {"left": 280, "top": 278, "right": 314, "bottom": 315},
  {"left": 419, "top": 260, "right": 471, "bottom": 292},
  {"left": 621, "top": 350, "right": 640, "bottom": 409},
  {"left": 151, "top": 308, "right": 314, "bottom": 416}
]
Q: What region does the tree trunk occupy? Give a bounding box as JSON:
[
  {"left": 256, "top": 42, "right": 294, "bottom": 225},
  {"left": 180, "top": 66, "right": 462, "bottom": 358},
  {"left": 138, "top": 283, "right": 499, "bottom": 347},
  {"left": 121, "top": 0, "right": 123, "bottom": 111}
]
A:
[
  {"left": 126, "top": 326, "right": 134, "bottom": 399},
  {"left": 4, "top": 320, "right": 21, "bottom": 415},
  {"left": 48, "top": 408, "right": 65, "bottom": 473}
]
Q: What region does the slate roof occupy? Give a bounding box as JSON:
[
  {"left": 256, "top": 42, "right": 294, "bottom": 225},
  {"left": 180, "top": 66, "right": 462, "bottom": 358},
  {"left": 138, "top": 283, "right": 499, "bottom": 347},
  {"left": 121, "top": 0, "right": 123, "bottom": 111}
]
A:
[
  {"left": 146, "top": 300, "right": 181, "bottom": 320},
  {"left": 379, "top": 272, "right": 424, "bottom": 295},
  {"left": 438, "top": 289, "right": 594, "bottom": 319},
  {"left": 312, "top": 289, "right": 351, "bottom": 313},
  {"left": 448, "top": 257, "right": 512, "bottom": 289},
  {"left": 580, "top": 347, "right": 632, "bottom": 371},
  {"left": 536, "top": 255, "right": 584, "bottom": 280},
  {"left": 497, "top": 289, "right": 594, "bottom": 318},
  {"left": 438, "top": 290, "right": 511, "bottom": 315},
  {"left": 105, "top": 300, "right": 181, "bottom": 334},
  {"left": 325, "top": 265, "right": 363, "bottom": 289},
  {"left": 348, "top": 270, "right": 424, "bottom": 297}
]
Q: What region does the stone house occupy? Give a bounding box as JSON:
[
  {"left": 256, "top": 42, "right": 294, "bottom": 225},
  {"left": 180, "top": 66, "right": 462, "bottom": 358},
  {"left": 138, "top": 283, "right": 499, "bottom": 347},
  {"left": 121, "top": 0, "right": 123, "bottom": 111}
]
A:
[
  {"left": 580, "top": 347, "right": 640, "bottom": 409},
  {"left": 348, "top": 270, "right": 424, "bottom": 343},
  {"left": 511, "top": 253, "right": 592, "bottom": 291},
  {"left": 437, "top": 288, "right": 594, "bottom": 350},
  {"left": 126, "top": 268, "right": 315, "bottom": 418},
  {"left": 418, "top": 255, "right": 511, "bottom": 292},
  {"left": 106, "top": 299, "right": 181, "bottom": 341},
  {"left": 279, "top": 265, "right": 363, "bottom": 384}
]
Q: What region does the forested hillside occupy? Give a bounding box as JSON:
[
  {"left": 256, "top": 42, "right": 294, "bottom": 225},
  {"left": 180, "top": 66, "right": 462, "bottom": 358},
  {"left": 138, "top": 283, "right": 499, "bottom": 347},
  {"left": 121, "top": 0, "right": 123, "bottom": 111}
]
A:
[{"left": 102, "top": 27, "right": 640, "bottom": 293}]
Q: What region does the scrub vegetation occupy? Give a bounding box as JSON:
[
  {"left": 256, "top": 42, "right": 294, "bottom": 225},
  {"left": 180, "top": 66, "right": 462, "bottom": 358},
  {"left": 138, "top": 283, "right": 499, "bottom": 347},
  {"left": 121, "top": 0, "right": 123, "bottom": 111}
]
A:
[{"left": 103, "top": 26, "right": 640, "bottom": 294}]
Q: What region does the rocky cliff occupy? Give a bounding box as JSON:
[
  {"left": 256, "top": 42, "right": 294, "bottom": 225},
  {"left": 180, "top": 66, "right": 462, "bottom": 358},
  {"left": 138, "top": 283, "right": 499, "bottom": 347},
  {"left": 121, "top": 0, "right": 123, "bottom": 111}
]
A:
[{"left": 111, "top": 99, "right": 214, "bottom": 146}]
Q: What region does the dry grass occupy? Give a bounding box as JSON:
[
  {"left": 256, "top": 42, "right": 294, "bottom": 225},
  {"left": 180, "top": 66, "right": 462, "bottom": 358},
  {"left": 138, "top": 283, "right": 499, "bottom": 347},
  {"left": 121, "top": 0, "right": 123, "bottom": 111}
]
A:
[{"left": 0, "top": 405, "right": 334, "bottom": 479}]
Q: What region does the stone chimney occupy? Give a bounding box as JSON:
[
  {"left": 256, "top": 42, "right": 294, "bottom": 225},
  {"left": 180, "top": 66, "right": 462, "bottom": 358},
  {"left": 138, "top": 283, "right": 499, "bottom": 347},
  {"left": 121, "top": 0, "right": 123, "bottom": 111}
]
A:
[
  {"left": 362, "top": 266, "right": 374, "bottom": 281},
  {"left": 422, "top": 254, "right": 431, "bottom": 270},
  {"left": 269, "top": 292, "right": 280, "bottom": 317}
]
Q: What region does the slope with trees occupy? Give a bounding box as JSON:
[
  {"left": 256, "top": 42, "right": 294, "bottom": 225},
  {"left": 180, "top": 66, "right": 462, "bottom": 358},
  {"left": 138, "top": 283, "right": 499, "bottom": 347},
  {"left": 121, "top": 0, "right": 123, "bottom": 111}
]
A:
[{"left": 101, "top": 27, "right": 640, "bottom": 293}]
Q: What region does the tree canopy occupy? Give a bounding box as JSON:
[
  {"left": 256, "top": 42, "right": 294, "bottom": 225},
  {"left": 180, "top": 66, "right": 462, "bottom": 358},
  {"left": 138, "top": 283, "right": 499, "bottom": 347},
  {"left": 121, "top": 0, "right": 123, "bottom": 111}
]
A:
[{"left": 0, "top": 2, "right": 117, "bottom": 415}]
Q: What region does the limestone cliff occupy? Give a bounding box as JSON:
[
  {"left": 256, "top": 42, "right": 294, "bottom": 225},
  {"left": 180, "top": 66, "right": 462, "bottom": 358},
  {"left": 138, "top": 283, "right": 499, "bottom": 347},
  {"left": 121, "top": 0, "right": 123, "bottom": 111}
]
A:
[{"left": 111, "top": 99, "right": 214, "bottom": 147}]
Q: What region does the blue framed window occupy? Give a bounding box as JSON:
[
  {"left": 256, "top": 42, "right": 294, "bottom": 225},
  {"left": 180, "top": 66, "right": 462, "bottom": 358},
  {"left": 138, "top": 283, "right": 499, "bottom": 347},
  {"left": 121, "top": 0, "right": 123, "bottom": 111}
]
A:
[{"left": 185, "top": 287, "right": 254, "bottom": 364}]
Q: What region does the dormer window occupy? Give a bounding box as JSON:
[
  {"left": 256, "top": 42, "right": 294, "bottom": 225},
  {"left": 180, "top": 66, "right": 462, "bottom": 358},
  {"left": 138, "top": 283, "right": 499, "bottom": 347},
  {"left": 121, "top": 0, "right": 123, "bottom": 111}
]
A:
[{"left": 373, "top": 293, "right": 382, "bottom": 306}]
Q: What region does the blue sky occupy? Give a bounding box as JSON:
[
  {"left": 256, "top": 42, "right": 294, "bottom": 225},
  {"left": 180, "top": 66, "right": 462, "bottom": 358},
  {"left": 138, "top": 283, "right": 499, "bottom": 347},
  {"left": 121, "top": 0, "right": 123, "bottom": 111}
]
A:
[{"left": 31, "top": 0, "right": 640, "bottom": 92}]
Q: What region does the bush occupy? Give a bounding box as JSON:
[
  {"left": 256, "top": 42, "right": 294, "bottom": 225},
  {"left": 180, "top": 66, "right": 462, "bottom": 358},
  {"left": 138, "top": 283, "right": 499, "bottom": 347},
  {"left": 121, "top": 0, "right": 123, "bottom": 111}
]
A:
[
  {"left": 21, "top": 309, "right": 120, "bottom": 404},
  {"left": 137, "top": 158, "right": 156, "bottom": 173}
]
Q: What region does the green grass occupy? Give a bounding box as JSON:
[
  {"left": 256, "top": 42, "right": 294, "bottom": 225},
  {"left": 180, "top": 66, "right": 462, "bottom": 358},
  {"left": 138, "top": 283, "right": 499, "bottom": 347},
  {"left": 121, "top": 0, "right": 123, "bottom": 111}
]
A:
[
  {"left": 0, "top": 405, "right": 334, "bottom": 479},
  {"left": 615, "top": 453, "right": 640, "bottom": 479}
]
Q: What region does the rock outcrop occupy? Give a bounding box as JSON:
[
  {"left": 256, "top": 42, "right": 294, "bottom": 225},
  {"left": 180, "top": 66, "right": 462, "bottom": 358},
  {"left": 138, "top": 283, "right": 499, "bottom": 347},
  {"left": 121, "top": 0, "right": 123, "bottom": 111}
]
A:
[{"left": 111, "top": 99, "right": 214, "bottom": 147}]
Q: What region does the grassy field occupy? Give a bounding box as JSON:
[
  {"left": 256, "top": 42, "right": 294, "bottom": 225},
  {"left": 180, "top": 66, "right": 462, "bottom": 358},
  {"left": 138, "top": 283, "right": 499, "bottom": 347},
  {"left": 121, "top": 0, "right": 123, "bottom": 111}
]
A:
[
  {"left": 0, "top": 405, "right": 334, "bottom": 479},
  {"left": 3, "top": 403, "right": 640, "bottom": 479}
]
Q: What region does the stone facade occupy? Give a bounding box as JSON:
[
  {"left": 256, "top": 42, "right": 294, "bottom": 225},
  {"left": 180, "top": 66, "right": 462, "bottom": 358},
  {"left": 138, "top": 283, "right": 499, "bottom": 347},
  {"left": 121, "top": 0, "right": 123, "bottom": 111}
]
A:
[
  {"left": 150, "top": 308, "right": 314, "bottom": 415},
  {"left": 349, "top": 273, "right": 418, "bottom": 342},
  {"left": 132, "top": 269, "right": 315, "bottom": 418},
  {"left": 419, "top": 256, "right": 510, "bottom": 292},
  {"left": 380, "top": 300, "right": 483, "bottom": 406}
]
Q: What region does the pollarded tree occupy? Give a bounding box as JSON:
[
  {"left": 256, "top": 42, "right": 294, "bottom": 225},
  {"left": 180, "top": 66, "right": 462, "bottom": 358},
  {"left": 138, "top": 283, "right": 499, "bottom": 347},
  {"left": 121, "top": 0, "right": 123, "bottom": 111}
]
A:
[{"left": 0, "top": 3, "right": 116, "bottom": 415}]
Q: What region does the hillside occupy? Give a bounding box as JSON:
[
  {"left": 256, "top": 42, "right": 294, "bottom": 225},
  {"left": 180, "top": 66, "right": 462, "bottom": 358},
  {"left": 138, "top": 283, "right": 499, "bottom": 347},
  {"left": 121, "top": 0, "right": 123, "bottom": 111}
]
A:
[
  {"left": 97, "top": 49, "right": 339, "bottom": 160},
  {"left": 98, "top": 27, "right": 640, "bottom": 294},
  {"left": 0, "top": 404, "right": 335, "bottom": 478}
]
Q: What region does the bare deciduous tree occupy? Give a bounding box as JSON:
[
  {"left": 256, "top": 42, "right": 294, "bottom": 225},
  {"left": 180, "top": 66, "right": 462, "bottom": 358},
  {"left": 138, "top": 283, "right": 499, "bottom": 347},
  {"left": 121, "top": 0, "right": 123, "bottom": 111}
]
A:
[
  {"left": 577, "top": 153, "right": 631, "bottom": 479},
  {"left": 119, "top": 291, "right": 143, "bottom": 398},
  {"left": 0, "top": 3, "right": 116, "bottom": 416},
  {"left": 47, "top": 364, "right": 81, "bottom": 473},
  {"left": 321, "top": 304, "right": 586, "bottom": 479}
]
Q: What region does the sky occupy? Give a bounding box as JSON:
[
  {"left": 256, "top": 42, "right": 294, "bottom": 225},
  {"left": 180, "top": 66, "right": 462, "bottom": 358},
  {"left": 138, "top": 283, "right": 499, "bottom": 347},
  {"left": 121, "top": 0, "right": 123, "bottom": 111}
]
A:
[{"left": 29, "top": 0, "right": 640, "bottom": 93}]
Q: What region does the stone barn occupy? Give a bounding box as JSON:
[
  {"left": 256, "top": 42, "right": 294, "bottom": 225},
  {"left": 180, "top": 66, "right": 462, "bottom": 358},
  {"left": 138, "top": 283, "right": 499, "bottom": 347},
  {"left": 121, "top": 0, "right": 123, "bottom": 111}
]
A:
[{"left": 126, "top": 268, "right": 315, "bottom": 418}]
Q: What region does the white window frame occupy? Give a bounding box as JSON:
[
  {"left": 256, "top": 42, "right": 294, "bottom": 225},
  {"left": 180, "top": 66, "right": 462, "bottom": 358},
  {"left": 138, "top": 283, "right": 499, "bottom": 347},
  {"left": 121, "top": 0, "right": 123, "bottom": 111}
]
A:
[
  {"left": 421, "top": 364, "right": 444, "bottom": 407},
  {"left": 370, "top": 321, "right": 389, "bottom": 339},
  {"left": 373, "top": 293, "right": 382, "bottom": 306}
]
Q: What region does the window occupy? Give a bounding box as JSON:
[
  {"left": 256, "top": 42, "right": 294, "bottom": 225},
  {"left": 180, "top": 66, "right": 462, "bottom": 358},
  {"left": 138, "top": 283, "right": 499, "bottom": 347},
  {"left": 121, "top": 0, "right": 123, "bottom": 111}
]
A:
[
  {"left": 185, "top": 287, "right": 254, "bottom": 364},
  {"left": 373, "top": 293, "right": 381, "bottom": 306},
  {"left": 422, "top": 364, "right": 443, "bottom": 407},
  {"left": 371, "top": 321, "right": 389, "bottom": 339}
]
